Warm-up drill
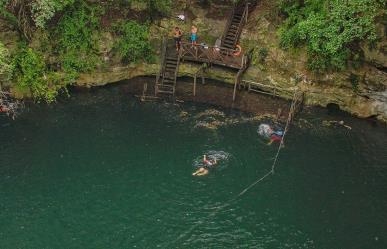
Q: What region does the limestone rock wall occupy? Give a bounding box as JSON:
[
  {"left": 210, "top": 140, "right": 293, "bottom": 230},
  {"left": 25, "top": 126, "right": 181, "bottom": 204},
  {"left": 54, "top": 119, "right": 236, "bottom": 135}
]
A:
[{"left": 1, "top": 0, "right": 386, "bottom": 121}]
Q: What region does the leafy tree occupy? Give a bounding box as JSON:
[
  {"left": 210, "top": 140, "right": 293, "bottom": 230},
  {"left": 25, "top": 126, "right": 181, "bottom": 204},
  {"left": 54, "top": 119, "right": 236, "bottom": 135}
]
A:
[
  {"left": 120, "top": 0, "right": 172, "bottom": 17},
  {"left": 53, "top": 1, "right": 100, "bottom": 75},
  {"left": 0, "top": 0, "right": 34, "bottom": 39},
  {"left": 114, "top": 21, "right": 152, "bottom": 63},
  {"left": 0, "top": 0, "right": 76, "bottom": 39},
  {"left": 278, "top": 0, "right": 384, "bottom": 72},
  {"left": 31, "top": 0, "right": 75, "bottom": 29},
  {"left": 12, "top": 46, "right": 63, "bottom": 102}
]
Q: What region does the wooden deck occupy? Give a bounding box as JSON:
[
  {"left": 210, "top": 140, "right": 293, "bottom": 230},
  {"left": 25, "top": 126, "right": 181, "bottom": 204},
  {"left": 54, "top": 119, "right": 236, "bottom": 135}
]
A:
[
  {"left": 179, "top": 42, "right": 247, "bottom": 70},
  {"left": 154, "top": 1, "right": 253, "bottom": 98}
]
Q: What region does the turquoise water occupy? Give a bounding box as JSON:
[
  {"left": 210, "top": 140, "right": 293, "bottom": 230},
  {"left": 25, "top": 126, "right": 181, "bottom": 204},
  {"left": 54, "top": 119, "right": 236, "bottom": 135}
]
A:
[{"left": 0, "top": 85, "right": 386, "bottom": 248}]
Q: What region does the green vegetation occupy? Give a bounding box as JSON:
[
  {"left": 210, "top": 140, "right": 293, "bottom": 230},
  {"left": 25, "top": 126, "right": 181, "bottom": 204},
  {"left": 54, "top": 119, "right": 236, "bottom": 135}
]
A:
[
  {"left": 258, "top": 47, "right": 269, "bottom": 63},
  {"left": 31, "top": 0, "right": 76, "bottom": 28},
  {"left": 119, "top": 0, "right": 172, "bottom": 18},
  {"left": 278, "top": 0, "right": 384, "bottom": 72},
  {"left": 0, "top": 42, "right": 13, "bottom": 84},
  {"left": 0, "top": 0, "right": 162, "bottom": 102},
  {"left": 349, "top": 73, "right": 360, "bottom": 92},
  {"left": 53, "top": 1, "right": 100, "bottom": 75},
  {"left": 12, "top": 46, "right": 62, "bottom": 103},
  {"left": 114, "top": 21, "right": 152, "bottom": 63}
]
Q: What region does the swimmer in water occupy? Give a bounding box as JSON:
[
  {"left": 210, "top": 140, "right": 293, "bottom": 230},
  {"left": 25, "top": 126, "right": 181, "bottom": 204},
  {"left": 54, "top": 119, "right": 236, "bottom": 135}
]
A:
[
  {"left": 267, "top": 129, "right": 284, "bottom": 146},
  {"left": 192, "top": 155, "right": 217, "bottom": 176}
]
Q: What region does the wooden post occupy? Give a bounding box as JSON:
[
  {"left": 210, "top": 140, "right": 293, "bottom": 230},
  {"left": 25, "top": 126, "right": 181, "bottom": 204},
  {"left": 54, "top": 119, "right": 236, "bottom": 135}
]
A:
[
  {"left": 233, "top": 78, "right": 238, "bottom": 102},
  {"left": 193, "top": 74, "right": 197, "bottom": 96},
  {"left": 276, "top": 108, "right": 282, "bottom": 121}
]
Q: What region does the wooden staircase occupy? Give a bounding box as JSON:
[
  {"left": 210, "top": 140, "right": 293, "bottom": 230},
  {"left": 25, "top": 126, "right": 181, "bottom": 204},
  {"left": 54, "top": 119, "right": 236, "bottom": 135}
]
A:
[
  {"left": 153, "top": 2, "right": 256, "bottom": 100},
  {"left": 155, "top": 39, "right": 181, "bottom": 96},
  {"left": 221, "top": 2, "right": 250, "bottom": 50}
]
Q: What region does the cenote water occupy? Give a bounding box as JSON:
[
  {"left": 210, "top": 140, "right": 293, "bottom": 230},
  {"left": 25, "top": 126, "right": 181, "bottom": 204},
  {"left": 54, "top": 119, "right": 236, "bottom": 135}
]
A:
[{"left": 0, "top": 85, "right": 386, "bottom": 249}]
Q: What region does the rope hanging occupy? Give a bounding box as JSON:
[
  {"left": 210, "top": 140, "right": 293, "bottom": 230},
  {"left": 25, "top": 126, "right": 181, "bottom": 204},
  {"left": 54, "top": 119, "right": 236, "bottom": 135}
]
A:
[{"left": 166, "top": 89, "right": 303, "bottom": 248}]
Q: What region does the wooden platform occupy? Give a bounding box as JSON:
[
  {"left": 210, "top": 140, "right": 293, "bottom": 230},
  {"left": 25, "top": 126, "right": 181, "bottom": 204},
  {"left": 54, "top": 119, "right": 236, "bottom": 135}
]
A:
[
  {"left": 154, "top": 1, "right": 253, "bottom": 99},
  {"left": 180, "top": 42, "right": 246, "bottom": 70}
]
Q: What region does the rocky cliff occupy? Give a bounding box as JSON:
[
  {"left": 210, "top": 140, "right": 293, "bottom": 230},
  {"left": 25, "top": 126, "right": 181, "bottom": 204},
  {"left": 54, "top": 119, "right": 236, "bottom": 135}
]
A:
[{"left": 2, "top": 0, "right": 386, "bottom": 121}]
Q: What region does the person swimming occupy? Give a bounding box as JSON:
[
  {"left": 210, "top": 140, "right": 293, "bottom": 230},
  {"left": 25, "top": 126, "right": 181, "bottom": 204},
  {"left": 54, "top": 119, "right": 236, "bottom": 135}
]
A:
[
  {"left": 192, "top": 155, "right": 217, "bottom": 176},
  {"left": 267, "top": 128, "right": 284, "bottom": 145}
]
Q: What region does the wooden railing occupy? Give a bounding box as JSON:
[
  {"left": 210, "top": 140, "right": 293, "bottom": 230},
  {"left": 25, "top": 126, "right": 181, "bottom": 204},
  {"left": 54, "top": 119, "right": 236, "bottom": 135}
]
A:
[
  {"left": 237, "top": 3, "right": 249, "bottom": 41},
  {"left": 156, "top": 37, "right": 168, "bottom": 85},
  {"left": 179, "top": 42, "right": 247, "bottom": 69},
  {"left": 221, "top": 6, "right": 235, "bottom": 42}
]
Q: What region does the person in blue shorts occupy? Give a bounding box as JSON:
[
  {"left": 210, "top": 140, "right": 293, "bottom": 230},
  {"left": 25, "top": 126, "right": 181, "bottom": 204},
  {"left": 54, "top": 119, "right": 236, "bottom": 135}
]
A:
[{"left": 191, "top": 25, "right": 198, "bottom": 46}]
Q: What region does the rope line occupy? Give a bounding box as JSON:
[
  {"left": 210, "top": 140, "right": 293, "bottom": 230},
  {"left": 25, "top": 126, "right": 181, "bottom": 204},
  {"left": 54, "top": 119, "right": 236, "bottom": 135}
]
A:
[{"left": 165, "top": 89, "right": 302, "bottom": 248}]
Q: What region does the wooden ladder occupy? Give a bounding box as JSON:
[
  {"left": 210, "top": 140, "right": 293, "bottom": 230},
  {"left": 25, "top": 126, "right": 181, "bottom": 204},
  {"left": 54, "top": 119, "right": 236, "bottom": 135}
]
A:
[{"left": 155, "top": 38, "right": 181, "bottom": 96}]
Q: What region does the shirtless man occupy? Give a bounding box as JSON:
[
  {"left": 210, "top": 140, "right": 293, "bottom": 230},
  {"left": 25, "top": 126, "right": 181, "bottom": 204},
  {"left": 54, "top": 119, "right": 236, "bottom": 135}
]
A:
[{"left": 173, "top": 27, "right": 183, "bottom": 51}]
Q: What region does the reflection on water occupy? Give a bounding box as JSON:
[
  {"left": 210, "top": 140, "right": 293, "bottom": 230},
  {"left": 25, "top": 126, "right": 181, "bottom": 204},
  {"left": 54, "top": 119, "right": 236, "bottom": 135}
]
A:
[{"left": 0, "top": 85, "right": 386, "bottom": 249}]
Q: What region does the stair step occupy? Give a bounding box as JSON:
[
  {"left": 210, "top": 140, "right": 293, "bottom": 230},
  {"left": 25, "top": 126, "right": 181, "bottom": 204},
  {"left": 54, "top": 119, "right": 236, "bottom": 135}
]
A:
[
  {"left": 226, "top": 32, "right": 237, "bottom": 37},
  {"left": 163, "top": 74, "right": 175, "bottom": 78},
  {"left": 224, "top": 41, "right": 235, "bottom": 45},
  {"left": 226, "top": 34, "right": 237, "bottom": 39},
  {"left": 228, "top": 28, "right": 238, "bottom": 32},
  {"left": 157, "top": 90, "right": 174, "bottom": 94},
  {"left": 157, "top": 85, "right": 175, "bottom": 94},
  {"left": 162, "top": 80, "right": 175, "bottom": 88},
  {"left": 224, "top": 39, "right": 236, "bottom": 44},
  {"left": 157, "top": 84, "right": 174, "bottom": 89},
  {"left": 164, "top": 70, "right": 176, "bottom": 74},
  {"left": 163, "top": 78, "right": 175, "bottom": 83},
  {"left": 165, "top": 65, "right": 177, "bottom": 70},
  {"left": 223, "top": 44, "right": 234, "bottom": 49}
]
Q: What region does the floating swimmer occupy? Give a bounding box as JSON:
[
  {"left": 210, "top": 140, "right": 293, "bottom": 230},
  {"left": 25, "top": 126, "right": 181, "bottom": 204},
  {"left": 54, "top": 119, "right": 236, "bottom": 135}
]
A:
[
  {"left": 258, "top": 123, "right": 284, "bottom": 145},
  {"left": 192, "top": 155, "right": 218, "bottom": 176}
]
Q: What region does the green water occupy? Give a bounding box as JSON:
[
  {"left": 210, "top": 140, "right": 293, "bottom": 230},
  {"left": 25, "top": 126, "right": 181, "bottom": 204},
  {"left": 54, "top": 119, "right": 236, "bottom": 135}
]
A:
[{"left": 0, "top": 85, "right": 386, "bottom": 249}]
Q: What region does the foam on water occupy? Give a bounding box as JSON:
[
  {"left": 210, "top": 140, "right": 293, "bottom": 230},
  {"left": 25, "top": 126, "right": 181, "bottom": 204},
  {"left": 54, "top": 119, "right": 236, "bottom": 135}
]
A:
[{"left": 192, "top": 150, "right": 232, "bottom": 170}]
